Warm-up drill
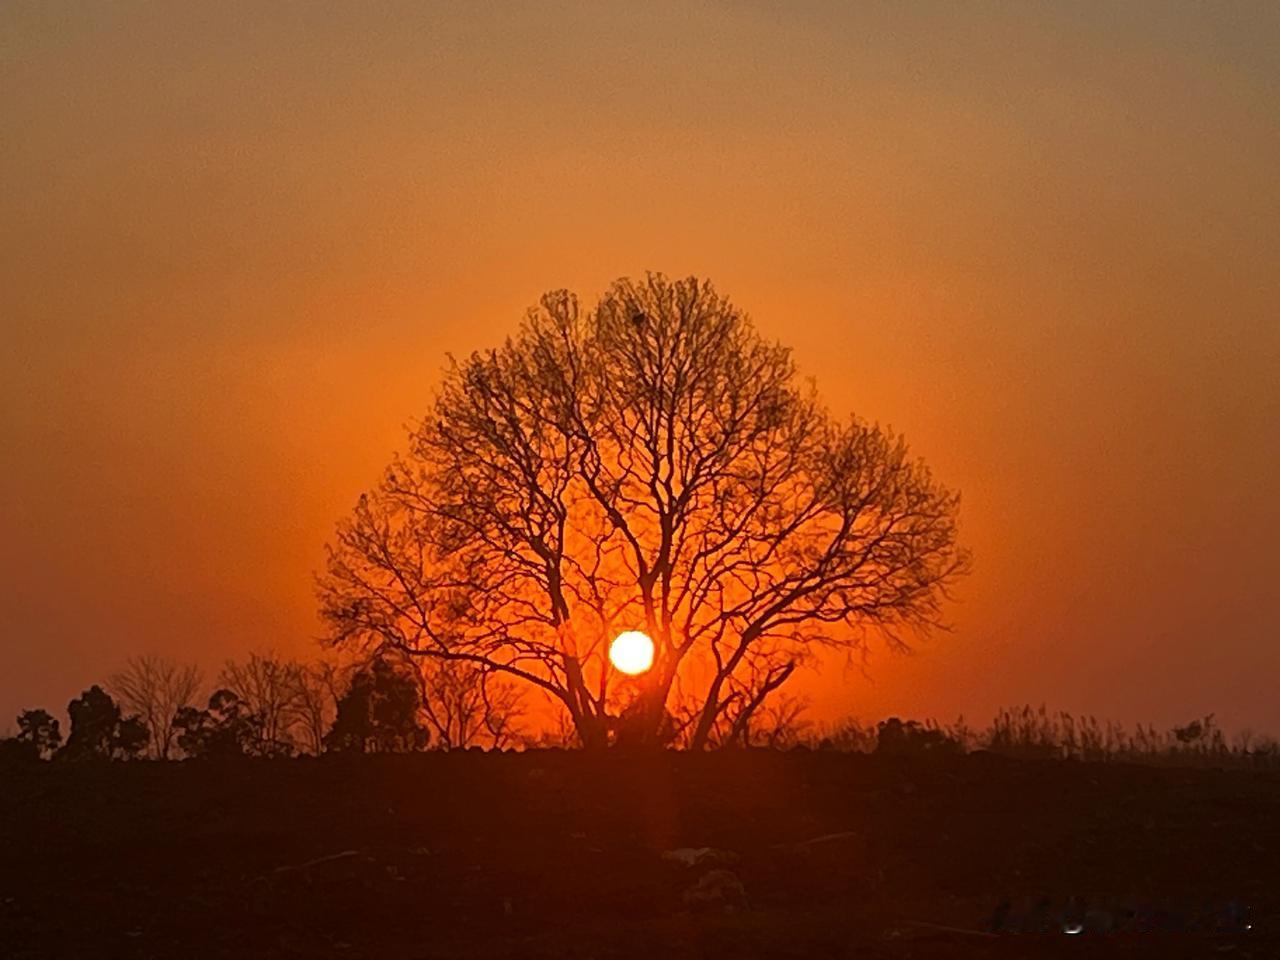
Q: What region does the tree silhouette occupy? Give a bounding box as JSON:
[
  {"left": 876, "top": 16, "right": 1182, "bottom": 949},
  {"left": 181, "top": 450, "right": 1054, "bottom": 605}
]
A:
[
  {"left": 218, "top": 653, "right": 304, "bottom": 757},
  {"left": 173, "top": 689, "right": 259, "bottom": 759},
  {"left": 320, "top": 274, "right": 969, "bottom": 749},
  {"left": 16, "top": 708, "right": 62, "bottom": 760},
  {"left": 417, "top": 659, "right": 523, "bottom": 750},
  {"left": 289, "top": 661, "right": 342, "bottom": 755},
  {"left": 110, "top": 655, "right": 203, "bottom": 759},
  {"left": 114, "top": 714, "right": 149, "bottom": 758},
  {"left": 323, "top": 657, "right": 430, "bottom": 753},
  {"left": 60, "top": 685, "right": 149, "bottom": 760}
]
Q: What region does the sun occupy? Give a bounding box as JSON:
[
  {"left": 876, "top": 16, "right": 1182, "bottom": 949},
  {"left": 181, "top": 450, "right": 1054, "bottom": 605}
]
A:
[{"left": 609, "top": 630, "right": 654, "bottom": 676}]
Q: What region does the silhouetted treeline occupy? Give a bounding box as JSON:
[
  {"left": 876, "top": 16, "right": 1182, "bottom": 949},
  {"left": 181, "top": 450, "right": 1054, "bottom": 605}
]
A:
[
  {"left": 5, "top": 657, "right": 1277, "bottom": 771},
  {"left": 0, "top": 648, "right": 522, "bottom": 765}
]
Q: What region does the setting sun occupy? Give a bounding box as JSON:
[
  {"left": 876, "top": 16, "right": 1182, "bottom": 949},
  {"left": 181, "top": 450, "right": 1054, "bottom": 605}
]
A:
[{"left": 609, "top": 631, "right": 654, "bottom": 676}]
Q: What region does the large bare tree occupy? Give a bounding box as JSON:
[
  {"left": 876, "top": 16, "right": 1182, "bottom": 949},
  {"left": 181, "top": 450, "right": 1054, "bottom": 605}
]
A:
[
  {"left": 110, "top": 655, "right": 203, "bottom": 760},
  {"left": 319, "top": 274, "right": 969, "bottom": 749}
]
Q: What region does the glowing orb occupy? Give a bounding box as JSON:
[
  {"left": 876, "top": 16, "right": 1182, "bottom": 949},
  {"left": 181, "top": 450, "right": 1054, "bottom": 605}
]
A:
[{"left": 609, "top": 630, "right": 654, "bottom": 676}]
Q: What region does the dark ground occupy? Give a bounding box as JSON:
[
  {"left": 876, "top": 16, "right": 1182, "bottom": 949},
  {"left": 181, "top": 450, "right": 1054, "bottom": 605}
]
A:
[{"left": 2, "top": 750, "right": 1277, "bottom": 958}]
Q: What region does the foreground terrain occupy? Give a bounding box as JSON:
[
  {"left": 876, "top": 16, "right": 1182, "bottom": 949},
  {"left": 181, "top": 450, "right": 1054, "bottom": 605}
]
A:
[{"left": 2, "top": 750, "right": 1277, "bottom": 958}]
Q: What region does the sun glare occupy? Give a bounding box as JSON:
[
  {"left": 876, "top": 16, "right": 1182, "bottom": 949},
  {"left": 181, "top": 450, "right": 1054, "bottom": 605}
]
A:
[{"left": 609, "top": 630, "right": 654, "bottom": 676}]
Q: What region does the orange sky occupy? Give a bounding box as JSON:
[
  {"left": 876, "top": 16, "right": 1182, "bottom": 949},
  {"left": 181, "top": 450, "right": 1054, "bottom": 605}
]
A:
[{"left": 3, "top": 3, "right": 1278, "bottom": 735}]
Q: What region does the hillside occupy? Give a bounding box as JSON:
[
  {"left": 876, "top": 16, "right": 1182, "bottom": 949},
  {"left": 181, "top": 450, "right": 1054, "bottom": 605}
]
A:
[{"left": 2, "top": 750, "right": 1276, "bottom": 957}]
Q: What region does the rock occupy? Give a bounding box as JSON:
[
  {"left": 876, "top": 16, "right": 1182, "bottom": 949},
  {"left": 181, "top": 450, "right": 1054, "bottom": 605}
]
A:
[
  {"left": 772, "top": 831, "right": 859, "bottom": 854},
  {"left": 682, "top": 869, "right": 748, "bottom": 913},
  {"left": 246, "top": 850, "right": 383, "bottom": 915},
  {"left": 661, "top": 846, "right": 738, "bottom": 868}
]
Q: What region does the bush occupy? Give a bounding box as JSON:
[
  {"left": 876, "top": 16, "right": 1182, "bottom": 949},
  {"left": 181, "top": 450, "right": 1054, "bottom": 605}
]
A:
[{"left": 874, "top": 717, "right": 961, "bottom": 756}]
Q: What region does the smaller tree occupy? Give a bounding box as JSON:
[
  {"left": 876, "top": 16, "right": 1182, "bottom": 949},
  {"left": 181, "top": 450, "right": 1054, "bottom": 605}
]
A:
[
  {"left": 324, "top": 658, "right": 429, "bottom": 754},
  {"left": 115, "top": 715, "right": 150, "bottom": 758},
  {"left": 417, "top": 660, "right": 524, "bottom": 750},
  {"left": 219, "top": 653, "right": 304, "bottom": 757},
  {"left": 16, "top": 709, "right": 62, "bottom": 760},
  {"left": 110, "top": 655, "right": 203, "bottom": 760},
  {"left": 288, "top": 661, "right": 342, "bottom": 756},
  {"left": 60, "top": 685, "right": 150, "bottom": 760},
  {"left": 173, "top": 689, "right": 259, "bottom": 759}
]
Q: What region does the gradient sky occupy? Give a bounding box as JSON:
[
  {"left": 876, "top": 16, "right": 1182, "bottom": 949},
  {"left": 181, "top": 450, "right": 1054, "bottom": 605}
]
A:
[{"left": 3, "top": 2, "right": 1278, "bottom": 735}]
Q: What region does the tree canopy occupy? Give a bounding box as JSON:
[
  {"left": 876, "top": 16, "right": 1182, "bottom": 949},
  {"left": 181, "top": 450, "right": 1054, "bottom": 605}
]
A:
[
  {"left": 173, "top": 689, "right": 261, "bottom": 759},
  {"left": 324, "top": 657, "right": 430, "bottom": 754},
  {"left": 319, "top": 274, "right": 969, "bottom": 748},
  {"left": 60, "top": 685, "right": 149, "bottom": 760},
  {"left": 16, "top": 709, "right": 62, "bottom": 760}
]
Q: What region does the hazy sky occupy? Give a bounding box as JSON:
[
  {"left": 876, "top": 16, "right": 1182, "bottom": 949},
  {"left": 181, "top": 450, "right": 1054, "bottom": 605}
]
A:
[{"left": 3, "top": 2, "right": 1278, "bottom": 734}]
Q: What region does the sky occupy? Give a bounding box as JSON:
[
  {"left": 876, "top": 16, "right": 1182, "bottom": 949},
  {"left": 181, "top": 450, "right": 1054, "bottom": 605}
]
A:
[{"left": 2, "top": 2, "right": 1278, "bottom": 736}]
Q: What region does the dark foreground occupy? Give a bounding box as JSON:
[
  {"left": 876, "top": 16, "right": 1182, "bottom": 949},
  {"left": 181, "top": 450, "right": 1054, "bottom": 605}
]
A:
[{"left": 2, "top": 750, "right": 1278, "bottom": 958}]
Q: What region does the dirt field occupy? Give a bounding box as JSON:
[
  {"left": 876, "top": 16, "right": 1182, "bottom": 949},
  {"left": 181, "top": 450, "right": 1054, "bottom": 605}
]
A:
[{"left": 2, "top": 750, "right": 1277, "bottom": 957}]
